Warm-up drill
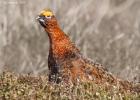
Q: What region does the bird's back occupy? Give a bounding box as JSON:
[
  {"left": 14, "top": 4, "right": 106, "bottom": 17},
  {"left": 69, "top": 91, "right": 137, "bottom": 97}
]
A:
[{"left": 59, "top": 54, "right": 132, "bottom": 91}]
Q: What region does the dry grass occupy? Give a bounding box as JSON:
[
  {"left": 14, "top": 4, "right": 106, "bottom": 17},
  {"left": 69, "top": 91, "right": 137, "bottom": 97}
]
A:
[
  {"left": 0, "top": 0, "right": 140, "bottom": 83},
  {"left": 0, "top": 72, "right": 139, "bottom": 100}
]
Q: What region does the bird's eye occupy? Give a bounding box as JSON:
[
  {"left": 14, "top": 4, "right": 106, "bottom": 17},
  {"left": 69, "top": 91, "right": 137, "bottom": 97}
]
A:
[{"left": 46, "top": 16, "right": 51, "bottom": 19}]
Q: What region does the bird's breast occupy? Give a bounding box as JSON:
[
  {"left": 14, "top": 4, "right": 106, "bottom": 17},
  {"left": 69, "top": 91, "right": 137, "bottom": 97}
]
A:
[{"left": 52, "top": 40, "right": 72, "bottom": 59}]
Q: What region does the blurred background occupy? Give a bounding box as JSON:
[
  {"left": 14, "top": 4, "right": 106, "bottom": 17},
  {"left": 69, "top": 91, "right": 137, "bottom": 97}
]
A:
[{"left": 0, "top": 0, "right": 140, "bottom": 82}]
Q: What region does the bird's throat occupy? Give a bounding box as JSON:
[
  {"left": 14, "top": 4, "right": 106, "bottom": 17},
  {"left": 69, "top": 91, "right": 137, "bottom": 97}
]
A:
[{"left": 45, "top": 27, "right": 73, "bottom": 59}]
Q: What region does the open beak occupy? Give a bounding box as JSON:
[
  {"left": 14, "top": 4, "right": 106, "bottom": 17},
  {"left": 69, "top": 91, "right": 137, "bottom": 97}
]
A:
[{"left": 36, "top": 15, "right": 47, "bottom": 28}]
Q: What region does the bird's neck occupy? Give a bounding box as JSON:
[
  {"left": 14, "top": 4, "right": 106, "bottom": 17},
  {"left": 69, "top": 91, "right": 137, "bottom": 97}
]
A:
[
  {"left": 45, "top": 26, "right": 67, "bottom": 43},
  {"left": 45, "top": 26, "right": 77, "bottom": 59}
]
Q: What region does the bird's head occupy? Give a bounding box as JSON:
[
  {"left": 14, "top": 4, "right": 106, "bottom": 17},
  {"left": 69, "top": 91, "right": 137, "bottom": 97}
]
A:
[{"left": 36, "top": 9, "right": 57, "bottom": 28}]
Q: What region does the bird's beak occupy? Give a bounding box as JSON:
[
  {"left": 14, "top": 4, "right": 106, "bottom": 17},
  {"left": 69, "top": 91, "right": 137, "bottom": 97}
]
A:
[
  {"left": 36, "top": 16, "right": 40, "bottom": 20},
  {"left": 36, "top": 15, "right": 47, "bottom": 28},
  {"left": 36, "top": 15, "right": 45, "bottom": 22}
]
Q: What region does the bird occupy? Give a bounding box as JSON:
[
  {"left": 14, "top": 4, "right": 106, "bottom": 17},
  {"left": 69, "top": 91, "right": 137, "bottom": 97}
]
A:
[{"left": 36, "top": 9, "right": 133, "bottom": 91}]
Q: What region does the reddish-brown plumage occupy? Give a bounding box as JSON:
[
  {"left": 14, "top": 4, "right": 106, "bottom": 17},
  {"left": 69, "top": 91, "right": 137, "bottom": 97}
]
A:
[{"left": 36, "top": 9, "right": 137, "bottom": 92}]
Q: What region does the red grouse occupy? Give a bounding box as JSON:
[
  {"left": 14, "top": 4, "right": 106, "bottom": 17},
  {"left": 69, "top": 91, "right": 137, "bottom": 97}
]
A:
[{"left": 36, "top": 9, "right": 134, "bottom": 91}]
